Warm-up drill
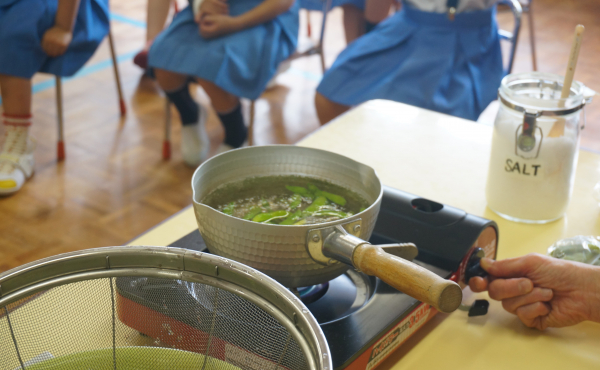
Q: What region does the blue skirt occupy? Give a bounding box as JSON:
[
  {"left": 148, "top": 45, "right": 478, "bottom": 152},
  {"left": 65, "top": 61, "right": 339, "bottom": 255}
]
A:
[
  {"left": 299, "top": 0, "right": 365, "bottom": 11},
  {"left": 148, "top": 1, "right": 299, "bottom": 100},
  {"left": 0, "top": 0, "right": 109, "bottom": 79},
  {"left": 317, "top": 4, "right": 503, "bottom": 121}
]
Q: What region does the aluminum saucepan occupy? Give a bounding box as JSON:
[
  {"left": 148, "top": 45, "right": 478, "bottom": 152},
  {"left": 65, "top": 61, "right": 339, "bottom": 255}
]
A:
[{"left": 191, "top": 145, "right": 462, "bottom": 313}]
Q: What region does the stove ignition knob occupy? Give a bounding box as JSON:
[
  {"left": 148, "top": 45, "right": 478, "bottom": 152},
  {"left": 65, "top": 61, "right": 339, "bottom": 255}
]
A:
[
  {"left": 461, "top": 248, "right": 491, "bottom": 317},
  {"left": 464, "top": 247, "right": 487, "bottom": 284}
]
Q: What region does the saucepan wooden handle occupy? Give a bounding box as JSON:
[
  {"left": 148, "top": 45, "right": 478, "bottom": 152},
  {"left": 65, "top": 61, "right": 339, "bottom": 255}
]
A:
[{"left": 353, "top": 244, "right": 463, "bottom": 313}]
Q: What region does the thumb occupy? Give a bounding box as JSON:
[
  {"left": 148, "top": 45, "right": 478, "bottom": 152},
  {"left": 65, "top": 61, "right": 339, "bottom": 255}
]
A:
[{"left": 480, "top": 255, "right": 537, "bottom": 278}]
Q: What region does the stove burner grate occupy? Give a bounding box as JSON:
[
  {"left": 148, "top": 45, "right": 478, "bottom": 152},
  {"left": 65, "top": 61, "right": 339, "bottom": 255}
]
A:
[{"left": 295, "top": 283, "right": 329, "bottom": 304}]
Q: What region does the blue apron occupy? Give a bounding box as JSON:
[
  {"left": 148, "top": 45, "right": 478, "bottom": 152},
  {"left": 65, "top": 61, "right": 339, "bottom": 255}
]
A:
[
  {"left": 0, "top": 0, "right": 109, "bottom": 78},
  {"left": 316, "top": 2, "right": 503, "bottom": 121},
  {"left": 299, "top": 0, "right": 365, "bottom": 11},
  {"left": 148, "top": 1, "right": 299, "bottom": 100}
]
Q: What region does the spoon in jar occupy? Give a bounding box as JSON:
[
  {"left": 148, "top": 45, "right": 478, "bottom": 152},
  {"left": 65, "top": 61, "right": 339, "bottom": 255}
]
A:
[{"left": 548, "top": 24, "right": 585, "bottom": 138}]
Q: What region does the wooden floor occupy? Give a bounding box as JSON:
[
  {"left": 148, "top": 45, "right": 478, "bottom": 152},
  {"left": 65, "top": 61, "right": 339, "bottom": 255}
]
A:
[{"left": 0, "top": 0, "right": 599, "bottom": 272}]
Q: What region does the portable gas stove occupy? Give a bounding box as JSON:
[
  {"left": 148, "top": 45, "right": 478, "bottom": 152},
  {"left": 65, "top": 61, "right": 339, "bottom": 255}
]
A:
[{"left": 116, "top": 186, "right": 498, "bottom": 370}]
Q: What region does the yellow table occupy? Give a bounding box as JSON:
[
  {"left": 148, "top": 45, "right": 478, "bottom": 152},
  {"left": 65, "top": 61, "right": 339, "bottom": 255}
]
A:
[{"left": 130, "top": 100, "right": 600, "bottom": 370}]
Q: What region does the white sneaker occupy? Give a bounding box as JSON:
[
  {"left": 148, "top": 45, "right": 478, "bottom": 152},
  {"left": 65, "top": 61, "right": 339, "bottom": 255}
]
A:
[
  {"left": 214, "top": 140, "right": 248, "bottom": 156},
  {"left": 181, "top": 106, "right": 210, "bottom": 167},
  {"left": 0, "top": 139, "right": 35, "bottom": 196}
]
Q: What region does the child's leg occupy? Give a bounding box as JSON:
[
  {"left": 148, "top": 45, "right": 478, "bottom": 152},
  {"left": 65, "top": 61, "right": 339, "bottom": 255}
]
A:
[
  {"left": 135, "top": 0, "right": 172, "bottom": 71},
  {"left": 315, "top": 92, "right": 350, "bottom": 125},
  {"left": 156, "top": 68, "right": 209, "bottom": 165},
  {"left": 155, "top": 68, "right": 198, "bottom": 124},
  {"left": 0, "top": 74, "right": 31, "bottom": 116},
  {"left": 195, "top": 78, "right": 247, "bottom": 148},
  {"left": 0, "top": 74, "right": 34, "bottom": 195},
  {"left": 342, "top": 4, "right": 366, "bottom": 43},
  {"left": 146, "top": 0, "right": 172, "bottom": 42}
]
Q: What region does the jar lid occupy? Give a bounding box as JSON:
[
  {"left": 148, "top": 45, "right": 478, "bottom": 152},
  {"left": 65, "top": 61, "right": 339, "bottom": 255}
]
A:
[{"left": 499, "top": 72, "right": 592, "bottom": 116}]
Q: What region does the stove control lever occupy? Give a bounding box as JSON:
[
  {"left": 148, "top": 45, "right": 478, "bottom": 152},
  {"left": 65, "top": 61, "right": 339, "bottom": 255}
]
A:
[{"left": 380, "top": 244, "right": 418, "bottom": 261}]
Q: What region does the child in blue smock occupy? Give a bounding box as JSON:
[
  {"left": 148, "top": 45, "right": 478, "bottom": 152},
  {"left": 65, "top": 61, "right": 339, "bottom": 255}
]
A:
[
  {"left": 315, "top": 0, "right": 503, "bottom": 123},
  {"left": 0, "top": 0, "right": 109, "bottom": 196},
  {"left": 148, "top": 0, "right": 299, "bottom": 166}
]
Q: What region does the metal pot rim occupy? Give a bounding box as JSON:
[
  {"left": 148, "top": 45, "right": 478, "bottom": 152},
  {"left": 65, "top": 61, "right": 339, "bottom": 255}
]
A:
[{"left": 191, "top": 144, "right": 384, "bottom": 228}]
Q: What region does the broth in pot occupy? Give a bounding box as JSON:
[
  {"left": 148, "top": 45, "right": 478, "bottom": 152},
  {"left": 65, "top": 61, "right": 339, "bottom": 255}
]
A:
[{"left": 202, "top": 175, "right": 370, "bottom": 225}]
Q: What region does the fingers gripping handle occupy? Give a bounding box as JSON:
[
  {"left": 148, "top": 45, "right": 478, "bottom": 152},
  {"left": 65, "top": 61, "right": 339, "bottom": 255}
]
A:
[{"left": 353, "top": 244, "right": 463, "bottom": 313}]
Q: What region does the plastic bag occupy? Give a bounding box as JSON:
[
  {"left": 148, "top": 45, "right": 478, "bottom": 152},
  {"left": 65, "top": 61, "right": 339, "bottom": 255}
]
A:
[{"left": 547, "top": 235, "right": 600, "bottom": 266}]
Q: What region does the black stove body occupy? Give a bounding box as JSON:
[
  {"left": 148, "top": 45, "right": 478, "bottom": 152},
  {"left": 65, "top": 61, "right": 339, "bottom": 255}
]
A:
[{"left": 116, "top": 186, "right": 498, "bottom": 370}]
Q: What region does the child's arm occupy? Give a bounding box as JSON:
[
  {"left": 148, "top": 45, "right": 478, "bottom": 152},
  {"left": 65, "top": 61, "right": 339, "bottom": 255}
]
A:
[
  {"left": 194, "top": 0, "right": 229, "bottom": 22},
  {"left": 199, "top": 0, "right": 294, "bottom": 39},
  {"left": 365, "top": 0, "right": 395, "bottom": 23},
  {"left": 42, "top": 0, "right": 81, "bottom": 57}
]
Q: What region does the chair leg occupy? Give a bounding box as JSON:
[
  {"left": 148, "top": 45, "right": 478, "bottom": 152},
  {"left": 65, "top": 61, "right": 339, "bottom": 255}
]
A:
[
  {"left": 163, "top": 99, "right": 172, "bottom": 160},
  {"left": 318, "top": 0, "right": 332, "bottom": 73},
  {"left": 55, "top": 77, "right": 65, "bottom": 161},
  {"left": 108, "top": 28, "right": 127, "bottom": 117},
  {"left": 527, "top": 1, "right": 538, "bottom": 71},
  {"left": 248, "top": 100, "right": 255, "bottom": 146},
  {"left": 307, "top": 10, "right": 312, "bottom": 37}
]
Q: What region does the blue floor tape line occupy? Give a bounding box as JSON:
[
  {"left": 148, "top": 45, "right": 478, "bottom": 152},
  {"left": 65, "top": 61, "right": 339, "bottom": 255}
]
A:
[
  {"left": 0, "top": 51, "right": 137, "bottom": 106},
  {"left": 110, "top": 13, "right": 147, "bottom": 29}
]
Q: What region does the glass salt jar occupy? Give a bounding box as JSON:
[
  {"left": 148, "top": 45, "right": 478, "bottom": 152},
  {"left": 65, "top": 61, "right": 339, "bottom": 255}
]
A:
[{"left": 486, "top": 72, "right": 594, "bottom": 224}]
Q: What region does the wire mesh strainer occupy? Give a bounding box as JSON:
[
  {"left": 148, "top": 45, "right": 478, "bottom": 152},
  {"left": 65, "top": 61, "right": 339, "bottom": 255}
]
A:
[{"left": 0, "top": 246, "right": 331, "bottom": 370}]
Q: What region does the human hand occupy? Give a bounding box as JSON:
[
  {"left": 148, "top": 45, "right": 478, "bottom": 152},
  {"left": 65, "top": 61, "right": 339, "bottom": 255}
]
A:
[
  {"left": 199, "top": 14, "right": 240, "bottom": 39},
  {"left": 195, "top": 0, "right": 229, "bottom": 22},
  {"left": 41, "top": 26, "right": 73, "bottom": 57},
  {"left": 469, "top": 253, "right": 600, "bottom": 330}
]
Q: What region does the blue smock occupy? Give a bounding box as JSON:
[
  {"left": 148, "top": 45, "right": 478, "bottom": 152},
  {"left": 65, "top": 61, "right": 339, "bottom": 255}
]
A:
[
  {"left": 0, "top": 0, "right": 109, "bottom": 78},
  {"left": 148, "top": 1, "right": 299, "bottom": 100},
  {"left": 299, "top": 0, "right": 365, "bottom": 11},
  {"left": 317, "top": 2, "right": 503, "bottom": 121}
]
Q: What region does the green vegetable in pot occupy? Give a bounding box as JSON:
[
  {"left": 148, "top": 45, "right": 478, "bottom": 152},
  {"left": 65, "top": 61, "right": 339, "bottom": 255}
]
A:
[
  {"left": 321, "top": 191, "right": 346, "bottom": 206},
  {"left": 302, "top": 196, "right": 328, "bottom": 216},
  {"left": 313, "top": 210, "right": 348, "bottom": 218},
  {"left": 307, "top": 184, "right": 346, "bottom": 206},
  {"left": 253, "top": 210, "right": 289, "bottom": 223},
  {"left": 280, "top": 210, "right": 303, "bottom": 225},
  {"left": 286, "top": 185, "right": 314, "bottom": 199},
  {"left": 222, "top": 202, "right": 235, "bottom": 215},
  {"left": 289, "top": 194, "right": 302, "bottom": 210},
  {"left": 243, "top": 206, "right": 263, "bottom": 220}
]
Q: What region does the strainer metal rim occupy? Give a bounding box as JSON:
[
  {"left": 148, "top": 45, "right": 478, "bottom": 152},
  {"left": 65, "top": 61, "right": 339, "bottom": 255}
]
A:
[{"left": 0, "top": 246, "right": 332, "bottom": 370}]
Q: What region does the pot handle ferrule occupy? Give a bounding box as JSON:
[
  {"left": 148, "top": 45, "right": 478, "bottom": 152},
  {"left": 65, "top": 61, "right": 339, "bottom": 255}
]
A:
[{"left": 322, "top": 226, "right": 365, "bottom": 266}]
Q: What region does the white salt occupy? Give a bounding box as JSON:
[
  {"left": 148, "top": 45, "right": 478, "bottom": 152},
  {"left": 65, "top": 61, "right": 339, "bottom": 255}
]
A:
[{"left": 485, "top": 111, "right": 579, "bottom": 223}]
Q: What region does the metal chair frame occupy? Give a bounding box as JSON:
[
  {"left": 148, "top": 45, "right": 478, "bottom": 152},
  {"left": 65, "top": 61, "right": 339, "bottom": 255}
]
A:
[
  {"left": 499, "top": 0, "right": 537, "bottom": 72},
  {"left": 521, "top": 0, "right": 537, "bottom": 71},
  {"left": 498, "top": 0, "right": 523, "bottom": 75},
  {"left": 55, "top": 29, "right": 126, "bottom": 161}
]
